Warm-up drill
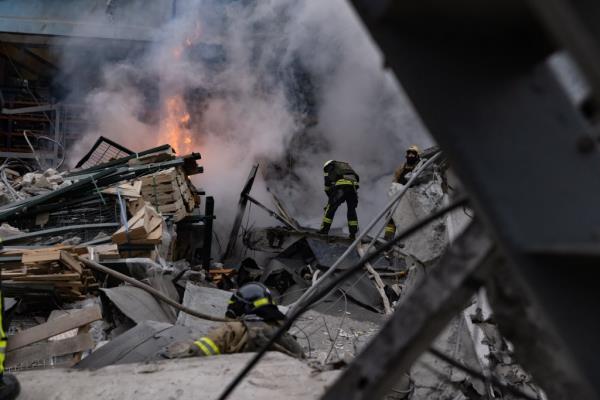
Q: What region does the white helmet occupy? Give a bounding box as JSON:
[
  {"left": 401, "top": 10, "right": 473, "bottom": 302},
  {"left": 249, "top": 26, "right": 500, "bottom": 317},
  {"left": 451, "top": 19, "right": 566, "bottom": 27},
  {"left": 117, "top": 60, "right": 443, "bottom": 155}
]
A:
[{"left": 324, "top": 160, "right": 334, "bottom": 168}]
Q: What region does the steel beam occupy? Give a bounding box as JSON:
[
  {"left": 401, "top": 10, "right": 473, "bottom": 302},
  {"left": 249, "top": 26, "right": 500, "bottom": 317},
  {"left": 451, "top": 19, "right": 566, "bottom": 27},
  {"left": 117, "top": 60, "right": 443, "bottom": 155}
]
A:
[
  {"left": 221, "top": 164, "right": 258, "bottom": 262},
  {"left": 347, "top": 1, "right": 600, "bottom": 397},
  {"left": 1, "top": 104, "right": 58, "bottom": 114},
  {"left": 322, "top": 222, "right": 493, "bottom": 400},
  {"left": 201, "top": 196, "right": 215, "bottom": 273},
  {"left": 527, "top": 0, "right": 600, "bottom": 107}
]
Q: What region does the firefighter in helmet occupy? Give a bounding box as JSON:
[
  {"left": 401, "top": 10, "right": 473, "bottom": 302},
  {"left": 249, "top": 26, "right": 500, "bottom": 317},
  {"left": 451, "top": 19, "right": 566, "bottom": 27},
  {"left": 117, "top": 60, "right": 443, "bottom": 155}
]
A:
[
  {"left": 0, "top": 238, "right": 21, "bottom": 400},
  {"left": 318, "top": 160, "right": 360, "bottom": 240},
  {"left": 164, "top": 282, "right": 304, "bottom": 359},
  {"left": 384, "top": 145, "right": 421, "bottom": 241}
]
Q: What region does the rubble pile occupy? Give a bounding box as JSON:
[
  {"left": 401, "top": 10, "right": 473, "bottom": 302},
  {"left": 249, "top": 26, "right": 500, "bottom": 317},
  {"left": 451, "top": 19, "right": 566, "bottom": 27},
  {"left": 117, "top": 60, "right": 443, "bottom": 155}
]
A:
[
  {"left": 0, "top": 167, "right": 71, "bottom": 205},
  {"left": 0, "top": 141, "right": 210, "bottom": 371},
  {"left": 0, "top": 142, "right": 544, "bottom": 400}
]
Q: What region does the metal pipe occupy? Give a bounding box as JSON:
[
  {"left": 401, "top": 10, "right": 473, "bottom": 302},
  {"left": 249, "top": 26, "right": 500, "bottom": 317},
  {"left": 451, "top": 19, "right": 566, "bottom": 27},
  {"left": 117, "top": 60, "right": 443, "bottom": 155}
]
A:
[
  {"left": 202, "top": 196, "right": 215, "bottom": 274},
  {"left": 289, "top": 152, "right": 441, "bottom": 313},
  {"left": 79, "top": 257, "right": 230, "bottom": 323},
  {"left": 245, "top": 194, "right": 298, "bottom": 231}
]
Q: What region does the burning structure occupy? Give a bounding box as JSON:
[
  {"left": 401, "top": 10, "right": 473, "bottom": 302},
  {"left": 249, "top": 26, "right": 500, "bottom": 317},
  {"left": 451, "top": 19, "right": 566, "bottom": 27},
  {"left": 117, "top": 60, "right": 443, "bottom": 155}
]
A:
[{"left": 0, "top": 1, "right": 598, "bottom": 400}]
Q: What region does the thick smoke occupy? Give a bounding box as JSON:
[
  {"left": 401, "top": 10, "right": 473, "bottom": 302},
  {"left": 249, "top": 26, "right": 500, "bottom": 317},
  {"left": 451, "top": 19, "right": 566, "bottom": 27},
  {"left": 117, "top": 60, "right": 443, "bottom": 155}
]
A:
[{"left": 61, "top": 0, "right": 432, "bottom": 236}]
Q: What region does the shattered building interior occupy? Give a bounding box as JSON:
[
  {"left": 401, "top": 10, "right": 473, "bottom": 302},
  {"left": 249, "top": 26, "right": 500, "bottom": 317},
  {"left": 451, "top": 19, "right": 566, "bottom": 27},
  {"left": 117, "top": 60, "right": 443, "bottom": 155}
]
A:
[{"left": 0, "top": 0, "right": 599, "bottom": 400}]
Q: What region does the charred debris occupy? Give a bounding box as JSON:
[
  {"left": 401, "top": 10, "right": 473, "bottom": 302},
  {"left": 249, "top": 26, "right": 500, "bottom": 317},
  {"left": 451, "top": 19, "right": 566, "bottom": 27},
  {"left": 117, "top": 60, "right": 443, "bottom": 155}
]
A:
[{"left": 0, "top": 138, "right": 543, "bottom": 400}]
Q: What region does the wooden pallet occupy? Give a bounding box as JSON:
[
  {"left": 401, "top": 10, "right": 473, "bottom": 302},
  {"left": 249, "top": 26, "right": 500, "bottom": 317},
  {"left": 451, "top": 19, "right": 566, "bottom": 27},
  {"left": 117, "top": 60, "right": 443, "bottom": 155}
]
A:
[
  {"left": 138, "top": 167, "right": 196, "bottom": 221},
  {"left": 2, "top": 249, "right": 98, "bottom": 301}
]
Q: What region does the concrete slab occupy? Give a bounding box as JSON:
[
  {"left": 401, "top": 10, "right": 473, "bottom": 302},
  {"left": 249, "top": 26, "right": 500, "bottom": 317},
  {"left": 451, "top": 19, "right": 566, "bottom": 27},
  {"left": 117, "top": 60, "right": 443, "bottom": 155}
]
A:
[
  {"left": 16, "top": 352, "right": 339, "bottom": 400},
  {"left": 175, "top": 282, "right": 230, "bottom": 335}
]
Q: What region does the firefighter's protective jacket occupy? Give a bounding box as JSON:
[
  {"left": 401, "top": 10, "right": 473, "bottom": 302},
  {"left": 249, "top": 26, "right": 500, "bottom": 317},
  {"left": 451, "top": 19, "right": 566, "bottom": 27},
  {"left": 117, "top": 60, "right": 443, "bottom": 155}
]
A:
[
  {"left": 164, "top": 316, "right": 304, "bottom": 359},
  {"left": 324, "top": 161, "right": 359, "bottom": 194},
  {"left": 394, "top": 163, "right": 416, "bottom": 185}
]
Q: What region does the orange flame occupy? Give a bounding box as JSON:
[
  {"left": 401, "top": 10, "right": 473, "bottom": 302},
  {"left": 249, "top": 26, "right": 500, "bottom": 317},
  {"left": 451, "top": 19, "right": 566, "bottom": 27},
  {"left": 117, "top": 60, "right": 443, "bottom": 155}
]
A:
[
  {"left": 158, "top": 95, "right": 194, "bottom": 155},
  {"left": 160, "top": 23, "right": 203, "bottom": 154}
]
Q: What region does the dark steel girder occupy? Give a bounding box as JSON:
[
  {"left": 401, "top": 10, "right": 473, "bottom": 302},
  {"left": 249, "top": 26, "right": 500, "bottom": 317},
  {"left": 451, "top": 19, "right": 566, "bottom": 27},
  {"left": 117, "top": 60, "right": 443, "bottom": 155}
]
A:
[{"left": 330, "top": 1, "right": 600, "bottom": 398}]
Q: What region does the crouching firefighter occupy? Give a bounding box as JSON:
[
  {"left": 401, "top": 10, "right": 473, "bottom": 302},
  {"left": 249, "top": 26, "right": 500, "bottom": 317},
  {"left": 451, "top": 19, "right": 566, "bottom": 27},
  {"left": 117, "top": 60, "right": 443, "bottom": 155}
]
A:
[
  {"left": 318, "top": 160, "right": 360, "bottom": 239},
  {"left": 163, "top": 283, "right": 304, "bottom": 359},
  {"left": 384, "top": 145, "right": 421, "bottom": 241}
]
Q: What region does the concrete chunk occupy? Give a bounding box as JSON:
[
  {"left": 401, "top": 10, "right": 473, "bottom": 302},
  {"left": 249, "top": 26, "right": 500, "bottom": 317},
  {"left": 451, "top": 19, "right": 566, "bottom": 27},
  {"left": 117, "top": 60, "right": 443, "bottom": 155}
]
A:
[{"left": 17, "top": 352, "right": 338, "bottom": 400}]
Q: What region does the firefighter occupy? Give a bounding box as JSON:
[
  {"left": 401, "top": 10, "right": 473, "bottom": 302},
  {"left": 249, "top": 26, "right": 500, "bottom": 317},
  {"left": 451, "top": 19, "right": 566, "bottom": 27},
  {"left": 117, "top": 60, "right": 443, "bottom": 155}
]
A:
[
  {"left": 384, "top": 145, "right": 421, "bottom": 241},
  {"left": 0, "top": 242, "right": 21, "bottom": 400},
  {"left": 318, "top": 160, "right": 360, "bottom": 240},
  {"left": 163, "top": 282, "right": 304, "bottom": 359}
]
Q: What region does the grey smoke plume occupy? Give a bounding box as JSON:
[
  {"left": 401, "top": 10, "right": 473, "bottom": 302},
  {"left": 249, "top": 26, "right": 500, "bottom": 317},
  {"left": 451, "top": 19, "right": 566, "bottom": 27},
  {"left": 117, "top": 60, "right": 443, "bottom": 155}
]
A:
[{"left": 62, "top": 0, "right": 432, "bottom": 236}]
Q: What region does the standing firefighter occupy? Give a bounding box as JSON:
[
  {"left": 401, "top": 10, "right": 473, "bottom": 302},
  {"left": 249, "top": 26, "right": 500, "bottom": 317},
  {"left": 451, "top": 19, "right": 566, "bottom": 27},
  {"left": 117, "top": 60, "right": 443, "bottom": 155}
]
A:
[
  {"left": 384, "top": 145, "right": 421, "bottom": 241},
  {"left": 318, "top": 160, "right": 360, "bottom": 239},
  {"left": 0, "top": 264, "right": 21, "bottom": 400},
  {"left": 164, "top": 283, "right": 304, "bottom": 359}
]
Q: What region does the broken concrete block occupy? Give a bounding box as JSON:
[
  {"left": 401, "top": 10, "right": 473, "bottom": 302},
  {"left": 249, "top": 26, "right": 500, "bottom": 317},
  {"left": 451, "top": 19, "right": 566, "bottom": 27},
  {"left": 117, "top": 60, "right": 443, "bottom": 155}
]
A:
[
  {"left": 22, "top": 352, "right": 339, "bottom": 400},
  {"left": 175, "top": 282, "right": 229, "bottom": 335}
]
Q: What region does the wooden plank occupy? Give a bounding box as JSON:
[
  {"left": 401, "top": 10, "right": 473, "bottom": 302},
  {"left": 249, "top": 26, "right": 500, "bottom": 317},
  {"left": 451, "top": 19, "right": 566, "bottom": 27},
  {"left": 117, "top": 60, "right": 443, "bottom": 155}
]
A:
[
  {"left": 102, "top": 181, "right": 143, "bottom": 198},
  {"left": 60, "top": 251, "right": 83, "bottom": 275},
  {"left": 129, "top": 223, "right": 163, "bottom": 244},
  {"left": 146, "top": 207, "right": 162, "bottom": 233},
  {"left": 11, "top": 273, "right": 80, "bottom": 281},
  {"left": 49, "top": 281, "right": 84, "bottom": 288},
  {"left": 94, "top": 244, "right": 120, "bottom": 260},
  {"left": 141, "top": 181, "right": 177, "bottom": 194},
  {"left": 112, "top": 206, "right": 151, "bottom": 244},
  {"left": 5, "top": 333, "right": 94, "bottom": 368},
  {"left": 142, "top": 191, "right": 180, "bottom": 203},
  {"left": 157, "top": 199, "right": 185, "bottom": 213},
  {"left": 7, "top": 306, "right": 102, "bottom": 351},
  {"left": 22, "top": 249, "right": 61, "bottom": 264},
  {"left": 141, "top": 173, "right": 176, "bottom": 185}
]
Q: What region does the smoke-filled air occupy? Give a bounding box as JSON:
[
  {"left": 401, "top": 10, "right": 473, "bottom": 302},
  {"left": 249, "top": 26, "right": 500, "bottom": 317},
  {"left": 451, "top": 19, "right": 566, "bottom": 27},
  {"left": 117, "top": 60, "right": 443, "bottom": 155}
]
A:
[{"left": 60, "top": 0, "right": 433, "bottom": 236}]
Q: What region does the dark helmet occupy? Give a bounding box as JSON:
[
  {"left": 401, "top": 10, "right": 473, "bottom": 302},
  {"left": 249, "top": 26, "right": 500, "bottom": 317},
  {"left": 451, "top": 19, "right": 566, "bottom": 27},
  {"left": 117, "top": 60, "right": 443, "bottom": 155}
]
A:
[{"left": 226, "top": 282, "right": 275, "bottom": 318}]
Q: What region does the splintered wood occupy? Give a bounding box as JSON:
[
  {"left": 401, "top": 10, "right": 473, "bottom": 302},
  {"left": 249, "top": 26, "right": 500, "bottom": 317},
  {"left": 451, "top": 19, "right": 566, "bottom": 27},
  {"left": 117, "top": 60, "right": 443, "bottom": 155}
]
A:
[
  {"left": 112, "top": 204, "right": 163, "bottom": 245},
  {"left": 2, "top": 248, "right": 99, "bottom": 301}
]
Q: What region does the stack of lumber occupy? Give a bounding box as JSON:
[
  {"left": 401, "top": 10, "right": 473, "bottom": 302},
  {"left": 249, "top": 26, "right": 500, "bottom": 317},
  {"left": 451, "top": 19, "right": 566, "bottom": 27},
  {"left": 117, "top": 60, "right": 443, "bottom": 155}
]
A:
[
  {"left": 101, "top": 181, "right": 142, "bottom": 198},
  {"left": 2, "top": 248, "right": 98, "bottom": 301},
  {"left": 139, "top": 167, "right": 197, "bottom": 222},
  {"left": 112, "top": 204, "right": 163, "bottom": 245}
]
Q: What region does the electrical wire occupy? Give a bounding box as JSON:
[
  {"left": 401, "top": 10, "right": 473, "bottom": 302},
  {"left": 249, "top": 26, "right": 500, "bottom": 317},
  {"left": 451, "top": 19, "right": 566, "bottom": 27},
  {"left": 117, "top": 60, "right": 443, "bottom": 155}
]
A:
[
  {"left": 216, "top": 195, "right": 468, "bottom": 400},
  {"left": 23, "top": 130, "right": 66, "bottom": 170},
  {"left": 324, "top": 291, "right": 348, "bottom": 363},
  {"left": 23, "top": 130, "right": 43, "bottom": 169}
]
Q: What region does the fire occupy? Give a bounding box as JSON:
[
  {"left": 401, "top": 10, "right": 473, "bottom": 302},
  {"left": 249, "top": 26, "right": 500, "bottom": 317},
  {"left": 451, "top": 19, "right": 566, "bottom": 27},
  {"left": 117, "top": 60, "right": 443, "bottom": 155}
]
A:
[
  {"left": 159, "top": 23, "right": 203, "bottom": 154},
  {"left": 158, "top": 95, "right": 195, "bottom": 155}
]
